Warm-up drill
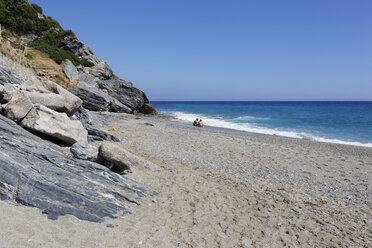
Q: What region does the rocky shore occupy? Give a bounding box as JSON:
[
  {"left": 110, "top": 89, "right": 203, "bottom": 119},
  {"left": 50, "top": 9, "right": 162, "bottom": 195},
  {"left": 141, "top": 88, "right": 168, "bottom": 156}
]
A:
[
  {"left": 0, "top": 37, "right": 157, "bottom": 222},
  {"left": 0, "top": 113, "right": 370, "bottom": 247},
  {"left": 0, "top": 5, "right": 370, "bottom": 246}
]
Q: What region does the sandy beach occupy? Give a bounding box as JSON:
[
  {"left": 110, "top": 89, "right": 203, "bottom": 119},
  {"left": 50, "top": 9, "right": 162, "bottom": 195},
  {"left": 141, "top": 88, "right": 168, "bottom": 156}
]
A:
[{"left": 0, "top": 113, "right": 371, "bottom": 248}]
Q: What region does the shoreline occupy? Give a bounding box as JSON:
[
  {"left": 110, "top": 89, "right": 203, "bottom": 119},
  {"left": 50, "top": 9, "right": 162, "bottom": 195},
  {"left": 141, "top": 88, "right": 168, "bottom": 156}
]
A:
[{"left": 159, "top": 113, "right": 372, "bottom": 148}]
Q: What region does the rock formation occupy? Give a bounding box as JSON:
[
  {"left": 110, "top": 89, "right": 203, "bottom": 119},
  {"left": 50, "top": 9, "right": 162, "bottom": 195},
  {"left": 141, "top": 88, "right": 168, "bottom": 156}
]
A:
[
  {"left": 0, "top": 114, "right": 148, "bottom": 222},
  {"left": 0, "top": 2, "right": 157, "bottom": 223},
  {"left": 59, "top": 35, "right": 115, "bottom": 80},
  {"left": 63, "top": 60, "right": 157, "bottom": 115}
]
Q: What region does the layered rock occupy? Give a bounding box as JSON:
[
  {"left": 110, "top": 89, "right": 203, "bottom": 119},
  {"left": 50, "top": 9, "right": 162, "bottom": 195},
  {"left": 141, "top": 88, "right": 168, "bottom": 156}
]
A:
[
  {"left": 97, "top": 79, "right": 148, "bottom": 112},
  {"left": 63, "top": 58, "right": 157, "bottom": 115},
  {"left": 69, "top": 81, "right": 112, "bottom": 111},
  {"left": 68, "top": 76, "right": 156, "bottom": 114},
  {"left": 0, "top": 114, "right": 148, "bottom": 222},
  {"left": 59, "top": 35, "right": 115, "bottom": 80},
  {"left": 0, "top": 65, "right": 24, "bottom": 85},
  {"left": 21, "top": 104, "right": 88, "bottom": 145},
  {"left": 70, "top": 142, "right": 99, "bottom": 162}
]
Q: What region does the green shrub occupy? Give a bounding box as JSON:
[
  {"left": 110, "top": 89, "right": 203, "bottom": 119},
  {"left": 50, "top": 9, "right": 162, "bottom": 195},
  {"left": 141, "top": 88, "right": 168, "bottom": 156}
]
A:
[
  {"left": 31, "top": 33, "right": 82, "bottom": 66},
  {"left": 0, "top": 0, "right": 61, "bottom": 35},
  {"left": 25, "top": 53, "right": 33, "bottom": 59}
]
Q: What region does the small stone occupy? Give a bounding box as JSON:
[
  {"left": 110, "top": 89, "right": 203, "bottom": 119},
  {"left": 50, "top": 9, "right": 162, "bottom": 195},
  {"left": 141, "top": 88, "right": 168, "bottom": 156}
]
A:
[{"left": 70, "top": 142, "right": 98, "bottom": 162}]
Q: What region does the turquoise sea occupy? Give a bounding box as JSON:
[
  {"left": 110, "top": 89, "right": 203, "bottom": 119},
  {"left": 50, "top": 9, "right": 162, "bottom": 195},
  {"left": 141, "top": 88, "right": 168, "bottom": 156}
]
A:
[{"left": 152, "top": 101, "right": 372, "bottom": 147}]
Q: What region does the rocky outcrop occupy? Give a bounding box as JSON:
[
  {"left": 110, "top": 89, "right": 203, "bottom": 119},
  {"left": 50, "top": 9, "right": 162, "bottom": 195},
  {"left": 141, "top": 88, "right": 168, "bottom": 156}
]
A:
[
  {"left": 21, "top": 104, "right": 88, "bottom": 145},
  {"left": 0, "top": 114, "right": 148, "bottom": 222},
  {"left": 22, "top": 77, "right": 82, "bottom": 116},
  {"left": 97, "top": 79, "right": 148, "bottom": 112},
  {"left": 63, "top": 57, "right": 157, "bottom": 115},
  {"left": 99, "top": 142, "right": 160, "bottom": 173},
  {"left": 68, "top": 76, "right": 156, "bottom": 114},
  {"left": 59, "top": 35, "right": 115, "bottom": 80}
]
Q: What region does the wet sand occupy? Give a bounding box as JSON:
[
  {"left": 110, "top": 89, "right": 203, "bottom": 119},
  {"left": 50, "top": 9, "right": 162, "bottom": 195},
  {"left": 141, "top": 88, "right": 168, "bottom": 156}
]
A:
[{"left": 0, "top": 113, "right": 371, "bottom": 247}]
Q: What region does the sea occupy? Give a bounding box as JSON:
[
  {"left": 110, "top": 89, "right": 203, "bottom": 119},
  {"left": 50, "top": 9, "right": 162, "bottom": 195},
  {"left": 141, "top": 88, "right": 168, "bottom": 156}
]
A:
[{"left": 152, "top": 101, "right": 372, "bottom": 147}]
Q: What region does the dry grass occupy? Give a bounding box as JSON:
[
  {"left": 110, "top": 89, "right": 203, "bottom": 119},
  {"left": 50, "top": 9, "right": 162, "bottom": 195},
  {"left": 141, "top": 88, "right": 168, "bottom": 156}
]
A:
[{"left": 25, "top": 47, "right": 67, "bottom": 84}]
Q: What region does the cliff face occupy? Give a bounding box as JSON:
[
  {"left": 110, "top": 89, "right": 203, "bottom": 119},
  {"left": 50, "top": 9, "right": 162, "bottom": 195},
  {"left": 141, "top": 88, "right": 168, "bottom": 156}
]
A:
[
  {"left": 58, "top": 35, "right": 157, "bottom": 115},
  {"left": 59, "top": 34, "right": 116, "bottom": 80},
  {"left": 60, "top": 34, "right": 157, "bottom": 115}
]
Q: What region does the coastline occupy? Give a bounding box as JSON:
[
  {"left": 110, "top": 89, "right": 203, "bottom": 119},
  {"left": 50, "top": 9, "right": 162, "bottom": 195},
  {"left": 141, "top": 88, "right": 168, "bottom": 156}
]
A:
[
  {"left": 0, "top": 113, "right": 371, "bottom": 247},
  {"left": 162, "top": 113, "right": 372, "bottom": 148}
]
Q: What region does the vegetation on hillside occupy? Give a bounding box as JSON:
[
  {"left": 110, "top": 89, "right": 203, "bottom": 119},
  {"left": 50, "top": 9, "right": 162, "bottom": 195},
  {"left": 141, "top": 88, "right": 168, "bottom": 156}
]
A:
[
  {"left": 0, "top": 0, "right": 61, "bottom": 35},
  {"left": 30, "top": 31, "right": 82, "bottom": 66},
  {"left": 0, "top": 0, "right": 82, "bottom": 66}
]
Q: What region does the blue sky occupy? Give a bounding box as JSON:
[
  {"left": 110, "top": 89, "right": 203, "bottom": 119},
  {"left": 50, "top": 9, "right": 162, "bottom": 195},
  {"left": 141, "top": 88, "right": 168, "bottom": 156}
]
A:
[{"left": 32, "top": 0, "right": 372, "bottom": 101}]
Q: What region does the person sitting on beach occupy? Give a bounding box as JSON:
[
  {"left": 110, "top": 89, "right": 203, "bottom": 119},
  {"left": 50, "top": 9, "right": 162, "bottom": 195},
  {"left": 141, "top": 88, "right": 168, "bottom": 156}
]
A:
[
  {"left": 193, "top": 118, "right": 199, "bottom": 126},
  {"left": 198, "top": 120, "right": 204, "bottom": 127}
]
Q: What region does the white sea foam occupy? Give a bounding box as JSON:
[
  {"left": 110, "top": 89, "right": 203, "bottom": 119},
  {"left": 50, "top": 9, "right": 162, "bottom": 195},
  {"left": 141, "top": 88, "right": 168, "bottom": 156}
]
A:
[
  {"left": 163, "top": 111, "right": 372, "bottom": 148},
  {"left": 232, "top": 116, "right": 268, "bottom": 121}
]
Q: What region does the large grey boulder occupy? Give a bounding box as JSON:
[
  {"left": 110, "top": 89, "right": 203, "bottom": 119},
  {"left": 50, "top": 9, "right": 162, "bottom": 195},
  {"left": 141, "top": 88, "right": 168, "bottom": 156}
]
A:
[
  {"left": 22, "top": 78, "right": 82, "bottom": 116},
  {"left": 99, "top": 142, "right": 160, "bottom": 173},
  {"left": 70, "top": 79, "right": 153, "bottom": 114},
  {"left": 0, "top": 114, "right": 148, "bottom": 222},
  {"left": 59, "top": 35, "right": 115, "bottom": 80},
  {"left": 70, "top": 142, "right": 98, "bottom": 162},
  {"left": 3, "top": 91, "right": 33, "bottom": 122},
  {"left": 69, "top": 81, "right": 111, "bottom": 111},
  {"left": 21, "top": 104, "right": 88, "bottom": 145},
  {"left": 69, "top": 80, "right": 133, "bottom": 113},
  {"left": 97, "top": 79, "right": 146, "bottom": 111}
]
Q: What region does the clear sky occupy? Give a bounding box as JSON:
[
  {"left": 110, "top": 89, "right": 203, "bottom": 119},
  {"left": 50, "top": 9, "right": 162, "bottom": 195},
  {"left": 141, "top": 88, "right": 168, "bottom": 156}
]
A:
[{"left": 31, "top": 0, "right": 372, "bottom": 101}]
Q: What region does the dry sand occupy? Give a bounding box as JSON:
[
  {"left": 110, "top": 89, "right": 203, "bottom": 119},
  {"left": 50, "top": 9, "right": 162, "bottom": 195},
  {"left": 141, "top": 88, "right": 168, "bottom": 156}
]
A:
[{"left": 0, "top": 113, "right": 371, "bottom": 248}]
